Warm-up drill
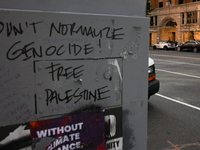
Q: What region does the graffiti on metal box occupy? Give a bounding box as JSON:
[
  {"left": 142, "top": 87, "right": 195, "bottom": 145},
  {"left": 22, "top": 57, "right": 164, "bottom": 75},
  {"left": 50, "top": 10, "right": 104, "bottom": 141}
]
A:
[{"left": 0, "top": 10, "right": 124, "bottom": 125}]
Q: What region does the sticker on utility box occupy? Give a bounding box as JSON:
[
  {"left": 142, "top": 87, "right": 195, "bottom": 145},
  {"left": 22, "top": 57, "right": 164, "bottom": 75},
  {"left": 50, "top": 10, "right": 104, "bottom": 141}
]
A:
[
  {"left": 30, "top": 110, "right": 105, "bottom": 150},
  {"left": 105, "top": 107, "right": 123, "bottom": 150}
]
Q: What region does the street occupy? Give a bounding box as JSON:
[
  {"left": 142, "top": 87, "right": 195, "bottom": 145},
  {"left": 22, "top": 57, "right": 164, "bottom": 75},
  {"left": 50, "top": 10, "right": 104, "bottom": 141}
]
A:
[{"left": 148, "top": 49, "right": 200, "bottom": 150}]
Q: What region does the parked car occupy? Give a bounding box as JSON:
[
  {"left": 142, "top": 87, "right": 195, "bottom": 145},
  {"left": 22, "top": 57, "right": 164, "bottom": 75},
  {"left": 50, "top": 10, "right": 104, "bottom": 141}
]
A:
[
  {"left": 153, "top": 41, "right": 175, "bottom": 50},
  {"left": 148, "top": 57, "right": 160, "bottom": 99},
  {"left": 176, "top": 40, "right": 200, "bottom": 53}
]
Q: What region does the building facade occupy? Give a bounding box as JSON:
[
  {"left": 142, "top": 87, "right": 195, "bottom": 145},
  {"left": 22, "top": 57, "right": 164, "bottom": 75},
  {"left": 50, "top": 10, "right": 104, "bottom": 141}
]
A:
[{"left": 148, "top": 0, "right": 200, "bottom": 46}]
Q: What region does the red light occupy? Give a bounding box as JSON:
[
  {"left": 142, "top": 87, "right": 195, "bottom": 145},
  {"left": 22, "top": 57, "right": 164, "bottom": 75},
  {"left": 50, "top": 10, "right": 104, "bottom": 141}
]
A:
[{"left": 149, "top": 74, "right": 156, "bottom": 81}]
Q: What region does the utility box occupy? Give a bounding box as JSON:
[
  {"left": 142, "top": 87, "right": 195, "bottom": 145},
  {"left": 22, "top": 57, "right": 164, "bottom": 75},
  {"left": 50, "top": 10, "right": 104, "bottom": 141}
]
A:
[{"left": 0, "top": 0, "right": 149, "bottom": 149}]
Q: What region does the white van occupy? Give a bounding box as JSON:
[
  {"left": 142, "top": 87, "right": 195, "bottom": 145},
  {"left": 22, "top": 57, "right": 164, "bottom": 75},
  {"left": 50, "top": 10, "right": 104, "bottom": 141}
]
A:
[{"left": 148, "top": 58, "right": 160, "bottom": 99}]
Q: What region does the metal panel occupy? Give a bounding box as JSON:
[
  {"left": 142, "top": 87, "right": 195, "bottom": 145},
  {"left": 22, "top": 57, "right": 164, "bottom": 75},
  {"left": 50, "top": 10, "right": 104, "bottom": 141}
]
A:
[
  {"left": 35, "top": 59, "right": 122, "bottom": 117},
  {"left": 0, "top": 10, "right": 142, "bottom": 126},
  {"left": 0, "top": 7, "right": 149, "bottom": 150},
  {"left": 0, "top": 0, "right": 145, "bottom": 17}
]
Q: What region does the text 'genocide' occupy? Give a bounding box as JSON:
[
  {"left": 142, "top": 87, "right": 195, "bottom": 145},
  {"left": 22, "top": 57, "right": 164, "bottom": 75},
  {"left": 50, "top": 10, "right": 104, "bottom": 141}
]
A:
[{"left": 2, "top": 21, "right": 124, "bottom": 61}]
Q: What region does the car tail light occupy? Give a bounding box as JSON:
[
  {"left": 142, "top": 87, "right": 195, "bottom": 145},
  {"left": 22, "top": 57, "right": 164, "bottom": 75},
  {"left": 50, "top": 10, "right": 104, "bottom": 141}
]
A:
[
  {"left": 148, "top": 74, "right": 156, "bottom": 81},
  {"left": 168, "top": 44, "right": 170, "bottom": 46}
]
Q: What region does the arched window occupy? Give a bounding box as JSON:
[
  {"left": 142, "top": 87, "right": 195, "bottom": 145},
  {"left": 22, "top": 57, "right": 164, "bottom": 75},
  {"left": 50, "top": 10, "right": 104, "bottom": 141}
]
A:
[{"left": 166, "top": 21, "right": 177, "bottom": 27}]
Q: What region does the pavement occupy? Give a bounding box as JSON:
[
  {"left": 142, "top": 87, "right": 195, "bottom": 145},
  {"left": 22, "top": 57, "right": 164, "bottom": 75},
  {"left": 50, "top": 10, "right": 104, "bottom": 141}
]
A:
[{"left": 149, "top": 46, "right": 153, "bottom": 50}]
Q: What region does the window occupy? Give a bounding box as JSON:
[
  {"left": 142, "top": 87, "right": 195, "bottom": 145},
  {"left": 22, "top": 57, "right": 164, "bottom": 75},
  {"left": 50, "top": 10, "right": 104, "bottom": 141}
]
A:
[
  {"left": 147, "top": 2, "right": 150, "bottom": 7},
  {"left": 187, "top": 12, "right": 192, "bottom": 23},
  {"left": 150, "top": 16, "right": 153, "bottom": 26},
  {"left": 146, "top": 2, "right": 151, "bottom": 14},
  {"left": 193, "top": 11, "right": 197, "bottom": 23},
  {"left": 179, "top": 0, "right": 183, "bottom": 4},
  {"left": 166, "top": 21, "right": 177, "bottom": 27},
  {"left": 159, "top": 2, "right": 163, "bottom": 8},
  {"left": 188, "top": 41, "right": 195, "bottom": 44},
  {"left": 155, "top": 16, "right": 157, "bottom": 26},
  {"left": 182, "top": 13, "right": 184, "bottom": 24},
  {"left": 187, "top": 11, "right": 197, "bottom": 24}
]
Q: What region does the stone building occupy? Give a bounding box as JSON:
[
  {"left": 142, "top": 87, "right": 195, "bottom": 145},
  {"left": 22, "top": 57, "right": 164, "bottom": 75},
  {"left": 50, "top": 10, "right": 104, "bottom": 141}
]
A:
[{"left": 148, "top": 0, "right": 200, "bottom": 46}]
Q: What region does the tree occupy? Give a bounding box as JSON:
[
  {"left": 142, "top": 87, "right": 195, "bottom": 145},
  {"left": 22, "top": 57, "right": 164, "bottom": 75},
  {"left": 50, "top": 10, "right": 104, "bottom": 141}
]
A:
[
  {"left": 146, "top": 0, "right": 155, "bottom": 25},
  {"left": 146, "top": 0, "right": 154, "bottom": 16}
]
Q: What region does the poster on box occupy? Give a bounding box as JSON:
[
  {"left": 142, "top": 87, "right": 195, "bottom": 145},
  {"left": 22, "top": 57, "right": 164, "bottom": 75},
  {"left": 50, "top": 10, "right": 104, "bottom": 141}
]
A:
[
  {"left": 30, "top": 110, "right": 105, "bottom": 150},
  {"left": 0, "top": 108, "right": 122, "bottom": 150},
  {"left": 105, "top": 107, "right": 122, "bottom": 150}
]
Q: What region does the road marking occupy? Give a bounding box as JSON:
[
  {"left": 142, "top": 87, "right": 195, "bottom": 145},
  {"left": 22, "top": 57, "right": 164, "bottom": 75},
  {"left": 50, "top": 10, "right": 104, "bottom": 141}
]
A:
[
  {"left": 149, "top": 53, "right": 200, "bottom": 60},
  {"left": 156, "top": 69, "right": 200, "bottom": 79},
  {"left": 163, "top": 141, "right": 200, "bottom": 150},
  {"left": 156, "top": 94, "right": 200, "bottom": 111},
  {"left": 153, "top": 59, "right": 200, "bottom": 66}
]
